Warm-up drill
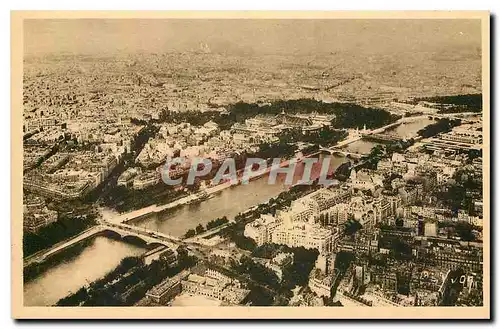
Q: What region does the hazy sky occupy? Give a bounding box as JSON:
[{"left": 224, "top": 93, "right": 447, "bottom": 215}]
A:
[{"left": 24, "top": 19, "right": 482, "bottom": 56}]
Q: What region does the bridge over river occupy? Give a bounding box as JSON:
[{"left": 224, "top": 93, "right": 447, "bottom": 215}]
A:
[
  {"left": 318, "top": 146, "right": 364, "bottom": 159},
  {"left": 24, "top": 223, "right": 180, "bottom": 268}
]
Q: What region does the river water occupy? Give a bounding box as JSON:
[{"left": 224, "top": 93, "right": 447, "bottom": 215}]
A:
[
  {"left": 23, "top": 236, "right": 146, "bottom": 306},
  {"left": 127, "top": 118, "right": 435, "bottom": 237},
  {"left": 390, "top": 117, "right": 435, "bottom": 138},
  {"left": 24, "top": 117, "right": 434, "bottom": 306},
  {"left": 131, "top": 153, "right": 347, "bottom": 237},
  {"left": 343, "top": 139, "right": 381, "bottom": 154},
  {"left": 342, "top": 117, "right": 436, "bottom": 154}
]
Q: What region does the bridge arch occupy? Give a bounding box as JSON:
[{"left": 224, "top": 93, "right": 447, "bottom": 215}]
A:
[
  {"left": 98, "top": 229, "right": 124, "bottom": 240},
  {"left": 98, "top": 229, "right": 161, "bottom": 248},
  {"left": 319, "top": 148, "right": 343, "bottom": 156},
  {"left": 147, "top": 242, "right": 168, "bottom": 249},
  {"left": 121, "top": 234, "right": 150, "bottom": 247}
]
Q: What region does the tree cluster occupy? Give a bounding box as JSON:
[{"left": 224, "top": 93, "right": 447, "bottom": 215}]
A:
[
  {"left": 411, "top": 94, "right": 482, "bottom": 114},
  {"left": 23, "top": 214, "right": 98, "bottom": 257},
  {"left": 184, "top": 216, "right": 230, "bottom": 238},
  {"left": 57, "top": 250, "right": 196, "bottom": 306},
  {"left": 417, "top": 118, "right": 462, "bottom": 138}
]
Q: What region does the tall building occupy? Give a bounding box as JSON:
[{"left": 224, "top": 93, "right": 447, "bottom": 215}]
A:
[
  {"left": 243, "top": 214, "right": 281, "bottom": 245},
  {"left": 271, "top": 222, "right": 335, "bottom": 253},
  {"left": 23, "top": 208, "right": 58, "bottom": 233}
]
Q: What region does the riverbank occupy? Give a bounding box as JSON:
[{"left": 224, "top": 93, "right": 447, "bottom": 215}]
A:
[
  {"left": 101, "top": 155, "right": 305, "bottom": 226},
  {"left": 23, "top": 225, "right": 101, "bottom": 268},
  {"left": 104, "top": 114, "right": 440, "bottom": 238},
  {"left": 23, "top": 235, "right": 147, "bottom": 306}
]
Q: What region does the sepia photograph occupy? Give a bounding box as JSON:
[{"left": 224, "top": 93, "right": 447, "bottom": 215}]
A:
[{"left": 11, "top": 11, "right": 490, "bottom": 319}]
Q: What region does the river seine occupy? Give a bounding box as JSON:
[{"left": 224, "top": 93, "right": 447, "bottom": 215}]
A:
[
  {"left": 23, "top": 117, "right": 434, "bottom": 306},
  {"left": 24, "top": 236, "right": 146, "bottom": 306}
]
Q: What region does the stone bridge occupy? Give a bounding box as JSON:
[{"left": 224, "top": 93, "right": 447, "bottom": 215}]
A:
[
  {"left": 24, "top": 223, "right": 179, "bottom": 267},
  {"left": 319, "top": 146, "right": 363, "bottom": 159}
]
